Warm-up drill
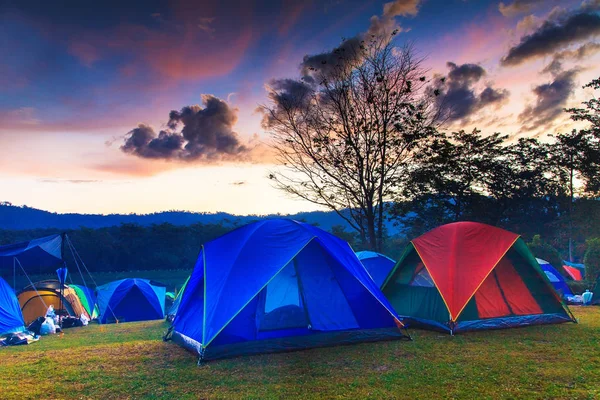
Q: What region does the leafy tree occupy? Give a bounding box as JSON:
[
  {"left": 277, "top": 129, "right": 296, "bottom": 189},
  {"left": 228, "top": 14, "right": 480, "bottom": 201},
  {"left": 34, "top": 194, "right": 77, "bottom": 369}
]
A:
[
  {"left": 584, "top": 238, "right": 600, "bottom": 282},
  {"left": 527, "top": 235, "right": 564, "bottom": 276},
  {"left": 404, "top": 129, "right": 508, "bottom": 222},
  {"left": 262, "top": 34, "right": 442, "bottom": 251},
  {"left": 549, "top": 77, "right": 600, "bottom": 260}
]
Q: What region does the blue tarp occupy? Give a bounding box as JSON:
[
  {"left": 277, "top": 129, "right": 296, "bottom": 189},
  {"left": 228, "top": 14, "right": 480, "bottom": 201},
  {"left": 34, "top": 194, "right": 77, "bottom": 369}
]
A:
[
  {"left": 537, "top": 259, "right": 573, "bottom": 297},
  {"left": 356, "top": 251, "right": 396, "bottom": 288},
  {"left": 96, "top": 279, "right": 166, "bottom": 324},
  {"left": 0, "top": 235, "right": 63, "bottom": 273},
  {"left": 172, "top": 219, "right": 406, "bottom": 360},
  {"left": 0, "top": 277, "right": 25, "bottom": 335}
]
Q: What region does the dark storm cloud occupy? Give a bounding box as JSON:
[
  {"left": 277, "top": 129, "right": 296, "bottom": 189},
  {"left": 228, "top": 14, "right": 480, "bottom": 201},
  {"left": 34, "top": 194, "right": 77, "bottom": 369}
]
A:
[
  {"left": 518, "top": 69, "right": 579, "bottom": 130},
  {"left": 441, "top": 62, "right": 510, "bottom": 121},
  {"left": 300, "top": 0, "right": 422, "bottom": 82},
  {"left": 261, "top": 78, "right": 315, "bottom": 128},
  {"left": 498, "top": 0, "right": 547, "bottom": 17},
  {"left": 300, "top": 37, "right": 363, "bottom": 84},
  {"left": 266, "top": 78, "right": 314, "bottom": 110},
  {"left": 501, "top": 12, "right": 600, "bottom": 66},
  {"left": 479, "top": 86, "right": 510, "bottom": 107},
  {"left": 121, "top": 95, "right": 249, "bottom": 162}
]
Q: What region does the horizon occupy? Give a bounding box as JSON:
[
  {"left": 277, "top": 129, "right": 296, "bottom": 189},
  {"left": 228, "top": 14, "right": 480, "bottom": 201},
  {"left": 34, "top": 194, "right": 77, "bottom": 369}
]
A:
[{"left": 1, "top": 0, "right": 598, "bottom": 215}]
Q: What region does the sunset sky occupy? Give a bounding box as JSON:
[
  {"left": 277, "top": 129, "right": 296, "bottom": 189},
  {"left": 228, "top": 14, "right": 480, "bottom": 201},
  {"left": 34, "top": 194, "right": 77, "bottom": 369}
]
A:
[{"left": 1, "top": 0, "right": 599, "bottom": 215}]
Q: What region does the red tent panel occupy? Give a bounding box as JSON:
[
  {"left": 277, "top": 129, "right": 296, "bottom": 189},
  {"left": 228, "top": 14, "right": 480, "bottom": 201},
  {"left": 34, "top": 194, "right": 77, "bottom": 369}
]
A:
[
  {"left": 495, "top": 258, "right": 543, "bottom": 315},
  {"left": 412, "top": 222, "right": 519, "bottom": 321},
  {"left": 562, "top": 265, "right": 582, "bottom": 281},
  {"left": 474, "top": 272, "right": 512, "bottom": 319}
]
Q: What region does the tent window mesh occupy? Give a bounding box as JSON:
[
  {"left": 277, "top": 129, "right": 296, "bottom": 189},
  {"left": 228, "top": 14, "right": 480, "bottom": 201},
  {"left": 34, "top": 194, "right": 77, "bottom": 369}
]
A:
[{"left": 409, "top": 264, "right": 435, "bottom": 287}]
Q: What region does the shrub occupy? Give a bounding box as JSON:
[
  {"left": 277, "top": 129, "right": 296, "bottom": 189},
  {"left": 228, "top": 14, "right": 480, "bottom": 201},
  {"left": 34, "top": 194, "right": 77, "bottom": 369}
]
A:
[
  {"left": 584, "top": 238, "right": 600, "bottom": 282},
  {"left": 527, "top": 235, "right": 564, "bottom": 274}
]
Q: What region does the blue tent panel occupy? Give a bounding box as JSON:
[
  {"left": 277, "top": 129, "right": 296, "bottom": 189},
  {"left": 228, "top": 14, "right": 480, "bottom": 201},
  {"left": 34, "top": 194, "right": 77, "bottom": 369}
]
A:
[
  {"left": 356, "top": 251, "right": 397, "bottom": 287},
  {"left": 0, "top": 277, "right": 25, "bottom": 335},
  {"left": 0, "top": 234, "right": 63, "bottom": 273},
  {"left": 172, "top": 219, "right": 407, "bottom": 360},
  {"left": 537, "top": 259, "right": 573, "bottom": 297},
  {"left": 96, "top": 279, "right": 166, "bottom": 324}
]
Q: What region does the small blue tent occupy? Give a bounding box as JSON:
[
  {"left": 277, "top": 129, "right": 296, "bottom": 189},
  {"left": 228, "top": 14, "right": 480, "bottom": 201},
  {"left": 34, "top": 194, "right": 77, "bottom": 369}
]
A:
[
  {"left": 170, "top": 219, "right": 408, "bottom": 361},
  {"left": 0, "top": 277, "right": 25, "bottom": 335},
  {"left": 356, "top": 251, "right": 396, "bottom": 287},
  {"left": 96, "top": 279, "right": 166, "bottom": 324},
  {"left": 537, "top": 258, "right": 573, "bottom": 297}
]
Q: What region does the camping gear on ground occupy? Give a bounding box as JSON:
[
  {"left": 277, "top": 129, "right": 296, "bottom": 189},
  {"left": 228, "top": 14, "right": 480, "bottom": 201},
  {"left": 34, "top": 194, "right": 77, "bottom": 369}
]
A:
[
  {"left": 381, "top": 222, "right": 576, "bottom": 334},
  {"left": 96, "top": 279, "right": 166, "bottom": 324},
  {"left": 61, "top": 316, "right": 84, "bottom": 329},
  {"left": 40, "top": 317, "right": 57, "bottom": 335},
  {"left": 0, "top": 331, "right": 39, "bottom": 346},
  {"left": 27, "top": 317, "right": 45, "bottom": 335},
  {"left": 17, "top": 280, "right": 90, "bottom": 324},
  {"left": 582, "top": 290, "right": 593, "bottom": 305},
  {"left": 0, "top": 277, "right": 26, "bottom": 336},
  {"left": 537, "top": 258, "right": 573, "bottom": 298},
  {"left": 0, "top": 234, "right": 98, "bottom": 321},
  {"left": 356, "top": 251, "right": 396, "bottom": 288},
  {"left": 168, "top": 219, "right": 409, "bottom": 361}
]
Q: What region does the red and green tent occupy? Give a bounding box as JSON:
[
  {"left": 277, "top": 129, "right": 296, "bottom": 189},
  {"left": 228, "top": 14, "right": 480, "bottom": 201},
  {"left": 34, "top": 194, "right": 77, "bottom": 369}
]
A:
[{"left": 382, "top": 222, "right": 576, "bottom": 334}]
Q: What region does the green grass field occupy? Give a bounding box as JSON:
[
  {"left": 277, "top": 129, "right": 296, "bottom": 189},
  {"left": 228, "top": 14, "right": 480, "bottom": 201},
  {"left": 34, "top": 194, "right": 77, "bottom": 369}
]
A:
[{"left": 1, "top": 307, "right": 599, "bottom": 400}]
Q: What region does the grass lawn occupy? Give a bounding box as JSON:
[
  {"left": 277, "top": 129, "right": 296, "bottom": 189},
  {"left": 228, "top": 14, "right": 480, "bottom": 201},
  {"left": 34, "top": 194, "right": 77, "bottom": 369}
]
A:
[{"left": 1, "top": 307, "right": 599, "bottom": 400}]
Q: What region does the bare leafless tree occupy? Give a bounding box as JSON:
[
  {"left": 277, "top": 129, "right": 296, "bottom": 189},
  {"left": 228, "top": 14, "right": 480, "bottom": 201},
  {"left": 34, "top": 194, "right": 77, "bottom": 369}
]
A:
[{"left": 261, "top": 32, "right": 445, "bottom": 250}]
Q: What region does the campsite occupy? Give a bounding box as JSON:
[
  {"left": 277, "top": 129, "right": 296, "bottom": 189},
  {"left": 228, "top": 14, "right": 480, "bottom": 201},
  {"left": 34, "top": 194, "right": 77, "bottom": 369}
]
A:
[
  {"left": 2, "top": 0, "right": 600, "bottom": 399},
  {"left": 1, "top": 308, "right": 599, "bottom": 399}
]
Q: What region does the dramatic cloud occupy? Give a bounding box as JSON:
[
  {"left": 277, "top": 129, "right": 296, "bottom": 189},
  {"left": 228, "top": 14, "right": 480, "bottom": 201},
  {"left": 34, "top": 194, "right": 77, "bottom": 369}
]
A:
[
  {"left": 499, "top": 0, "right": 546, "bottom": 17},
  {"left": 554, "top": 41, "right": 600, "bottom": 60},
  {"left": 121, "top": 95, "right": 249, "bottom": 162},
  {"left": 501, "top": 11, "right": 600, "bottom": 66},
  {"left": 300, "top": 37, "right": 364, "bottom": 84},
  {"left": 543, "top": 42, "right": 600, "bottom": 75},
  {"left": 261, "top": 78, "right": 314, "bottom": 128},
  {"left": 441, "top": 62, "right": 510, "bottom": 121},
  {"left": 518, "top": 68, "right": 579, "bottom": 130},
  {"left": 300, "top": 0, "right": 422, "bottom": 82}
]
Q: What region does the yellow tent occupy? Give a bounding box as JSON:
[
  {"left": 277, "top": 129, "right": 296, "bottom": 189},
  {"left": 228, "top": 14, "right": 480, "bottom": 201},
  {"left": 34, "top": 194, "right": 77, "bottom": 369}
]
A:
[{"left": 18, "top": 281, "right": 89, "bottom": 325}]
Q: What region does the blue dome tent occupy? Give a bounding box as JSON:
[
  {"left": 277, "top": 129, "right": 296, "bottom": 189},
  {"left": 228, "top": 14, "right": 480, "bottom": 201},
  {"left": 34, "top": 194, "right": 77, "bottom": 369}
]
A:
[
  {"left": 0, "top": 277, "right": 25, "bottom": 336},
  {"left": 356, "top": 251, "right": 396, "bottom": 287},
  {"left": 96, "top": 279, "right": 166, "bottom": 324},
  {"left": 536, "top": 259, "right": 573, "bottom": 298},
  {"left": 169, "top": 219, "right": 409, "bottom": 361}
]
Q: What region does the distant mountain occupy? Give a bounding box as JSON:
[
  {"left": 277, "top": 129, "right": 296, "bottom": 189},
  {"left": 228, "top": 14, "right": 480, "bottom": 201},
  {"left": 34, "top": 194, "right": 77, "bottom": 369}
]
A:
[{"left": 0, "top": 202, "right": 400, "bottom": 234}]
